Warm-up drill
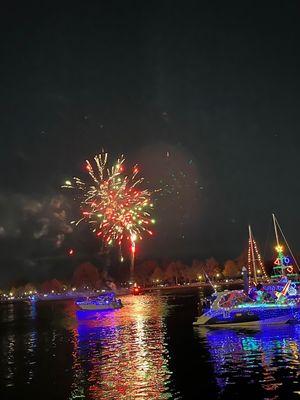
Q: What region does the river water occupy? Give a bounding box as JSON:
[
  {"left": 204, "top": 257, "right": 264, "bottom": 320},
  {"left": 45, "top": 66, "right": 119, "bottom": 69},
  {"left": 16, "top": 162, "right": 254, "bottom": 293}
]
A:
[{"left": 1, "top": 291, "right": 300, "bottom": 399}]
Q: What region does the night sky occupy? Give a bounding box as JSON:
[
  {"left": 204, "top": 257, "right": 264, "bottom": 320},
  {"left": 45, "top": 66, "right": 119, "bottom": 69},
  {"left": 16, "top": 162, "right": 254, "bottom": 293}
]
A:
[{"left": 0, "top": 2, "right": 300, "bottom": 282}]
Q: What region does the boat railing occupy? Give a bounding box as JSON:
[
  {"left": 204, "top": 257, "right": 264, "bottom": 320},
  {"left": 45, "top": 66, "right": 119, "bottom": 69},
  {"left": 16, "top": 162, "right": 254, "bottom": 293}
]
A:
[{"left": 203, "top": 308, "right": 220, "bottom": 318}]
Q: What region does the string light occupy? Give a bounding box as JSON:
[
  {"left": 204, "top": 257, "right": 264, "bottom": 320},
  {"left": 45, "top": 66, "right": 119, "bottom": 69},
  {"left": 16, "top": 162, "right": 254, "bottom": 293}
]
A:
[{"left": 247, "top": 237, "right": 268, "bottom": 279}]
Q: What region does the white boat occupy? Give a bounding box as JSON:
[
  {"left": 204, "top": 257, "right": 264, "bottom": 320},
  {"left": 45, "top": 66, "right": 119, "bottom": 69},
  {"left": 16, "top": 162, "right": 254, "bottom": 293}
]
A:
[
  {"left": 76, "top": 292, "right": 122, "bottom": 311},
  {"left": 193, "top": 290, "right": 297, "bottom": 327}
]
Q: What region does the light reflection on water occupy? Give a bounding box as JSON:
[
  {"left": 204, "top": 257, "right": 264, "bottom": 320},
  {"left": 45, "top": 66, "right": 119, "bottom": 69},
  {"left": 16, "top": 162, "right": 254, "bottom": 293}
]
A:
[
  {"left": 195, "top": 324, "right": 300, "bottom": 399},
  {"left": 1, "top": 292, "right": 300, "bottom": 399},
  {"left": 70, "top": 295, "right": 177, "bottom": 399}
]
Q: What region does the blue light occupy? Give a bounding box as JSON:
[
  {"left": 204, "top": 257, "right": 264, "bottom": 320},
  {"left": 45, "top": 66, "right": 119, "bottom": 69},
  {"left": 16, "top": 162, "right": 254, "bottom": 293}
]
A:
[
  {"left": 76, "top": 309, "right": 117, "bottom": 320},
  {"left": 76, "top": 291, "right": 118, "bottom": 307},
  {"left": 75, "top": 309, "right": 120, "bottom": 350},
  {"left": 196, "top": 324, "right": 300, "bottom": 394},
  {"left": 205, "top": 305, "right": 298, "bottom": 324}
]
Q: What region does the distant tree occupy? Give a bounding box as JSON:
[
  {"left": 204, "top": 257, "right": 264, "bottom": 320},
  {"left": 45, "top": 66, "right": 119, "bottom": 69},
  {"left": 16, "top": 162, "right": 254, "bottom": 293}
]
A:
[
  {"left": 136, "top": 260, "right": 159, "bottom": 285},
  {"left": 223, "top": 259, "right": 239, "bottom": 278},
  {"left": 50, "top": 279, "right": 63, "bottom": 292},
  {"left": 9, "top": 287, "right": 17, "bottom": 296},
  {"left": 40, "top": 279, "right": 63, "bottom": 293},
  {"left": 165, "top": 261, "right": 184, "bottom": 284},
  {"left": 204, "top": 257, "right": 219, "bottom": 278},
  {"left": 181, "top": 264, "right": 195, "bottom": 283},
  {"left": 161, "top": 258, "right": 172, "bottom": 271},
  {"left": 40, "top": 281, "right": 51, "bottom": 293},
  {"left": 151, "top": 266, "right": 164, "bottom": 283},
  {"left": 235, "top": 248, "right": 248, "bottom": 275},
  {"left": 191, "top": 259, "right": 206, "bottom": 281},
  {"left": 61, "top": 283, "right": 69, "bottom": 292},
  {"left": 191, "top": 259, "right": 202, "bottom": 271},
  {"left": 214, "top": 266, "right": 223, "bottom": 279},
  {"left": 72, "top": 262, "right": 100, "bottom": 289},
  {"left": 23, "top": 283, "right": 36, "bottom": 294}
]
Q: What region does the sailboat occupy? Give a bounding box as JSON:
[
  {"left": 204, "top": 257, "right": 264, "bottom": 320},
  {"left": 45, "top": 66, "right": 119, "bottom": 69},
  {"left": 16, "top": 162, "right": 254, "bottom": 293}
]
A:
[{"left": 193, "top": 219, "right": 299, "bottom": 327}]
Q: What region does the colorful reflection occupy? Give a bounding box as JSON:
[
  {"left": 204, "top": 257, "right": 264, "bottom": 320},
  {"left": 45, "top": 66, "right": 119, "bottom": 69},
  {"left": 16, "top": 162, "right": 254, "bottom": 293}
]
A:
[
  {"left": 0, "top": 302, "right": 38, "bottom": 388},
  {"left": 196, "top": 324, "right": 300, "bottom": 398},
  {"left": 69, "top": 295, "right": 176, "bottom": 400}
]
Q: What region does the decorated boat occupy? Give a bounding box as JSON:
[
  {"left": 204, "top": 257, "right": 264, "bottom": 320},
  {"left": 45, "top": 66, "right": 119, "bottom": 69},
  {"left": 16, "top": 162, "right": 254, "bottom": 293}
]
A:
[
  {"left": 193, "top": 286, "right": 298, "bottom": 327},
  {"left": 194, "top": 216, "right": 300, "bottom": 327},
  {"left": 76, "top": 292, "right": 123, "bottom": 311}
]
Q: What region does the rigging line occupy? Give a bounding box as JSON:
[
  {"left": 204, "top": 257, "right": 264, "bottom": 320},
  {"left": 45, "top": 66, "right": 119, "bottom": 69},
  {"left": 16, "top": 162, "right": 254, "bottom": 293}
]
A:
[
  {"left": 274, "top": 215, "right": 300, "bottom": 273},
  {"left": 262, "top": 217, "right": 272, "bottom": 262},
  {"left": 249, "top": 225, "right": 257, "bottom": 284},
  {"left": 201, "top": 268, "right": 216, "bottom": 294}
]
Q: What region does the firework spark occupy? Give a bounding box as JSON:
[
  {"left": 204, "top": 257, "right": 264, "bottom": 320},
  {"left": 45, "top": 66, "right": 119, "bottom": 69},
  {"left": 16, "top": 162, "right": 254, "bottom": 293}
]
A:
[{"left": 63, "top": 152, "right": 155, "bottom": 256}]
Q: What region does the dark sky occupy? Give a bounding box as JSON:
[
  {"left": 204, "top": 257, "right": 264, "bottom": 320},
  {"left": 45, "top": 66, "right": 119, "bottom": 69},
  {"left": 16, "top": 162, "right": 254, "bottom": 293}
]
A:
[{"left": 0, "top": 1, "right": 300, "bottom": 281}]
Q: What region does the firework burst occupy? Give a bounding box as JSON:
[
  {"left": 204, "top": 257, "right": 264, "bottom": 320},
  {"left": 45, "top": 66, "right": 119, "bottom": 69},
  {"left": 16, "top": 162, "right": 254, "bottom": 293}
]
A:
[{"left": 63, "top": 152, "right": 155, "bottom": 257}]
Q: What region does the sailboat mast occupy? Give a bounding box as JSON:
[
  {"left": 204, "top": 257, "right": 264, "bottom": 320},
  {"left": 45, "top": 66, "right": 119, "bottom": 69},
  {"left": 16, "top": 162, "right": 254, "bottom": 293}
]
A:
[
  {"left": 273, "top": 213, "right": 285, "bottom": 276},
  {"left": 249, "top": 225, "right": 257, "bottom": 284},
  {"left": 272, "top": 213, "right": 280, "bottom": 248}
]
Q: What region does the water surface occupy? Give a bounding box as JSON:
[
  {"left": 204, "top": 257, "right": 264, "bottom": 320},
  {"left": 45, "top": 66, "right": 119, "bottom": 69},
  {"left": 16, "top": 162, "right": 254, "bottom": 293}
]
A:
[{"left": 1, "top": 291, "right": 300, "bottom": 399}]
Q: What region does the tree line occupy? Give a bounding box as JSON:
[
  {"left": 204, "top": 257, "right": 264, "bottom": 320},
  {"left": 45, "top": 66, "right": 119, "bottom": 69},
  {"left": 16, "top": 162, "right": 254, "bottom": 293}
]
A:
[
  {"left": 2, "top": 250, "right": 251, "bottom": 295},
  {"left": 135, "top": 254, "right": 246, "bottom": 286}
]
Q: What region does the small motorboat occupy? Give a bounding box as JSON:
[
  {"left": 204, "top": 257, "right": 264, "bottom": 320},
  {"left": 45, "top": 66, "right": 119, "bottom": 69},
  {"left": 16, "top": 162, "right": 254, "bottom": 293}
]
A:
[{"left": 76, "top": 292, "right": 123, "bottom": 311}]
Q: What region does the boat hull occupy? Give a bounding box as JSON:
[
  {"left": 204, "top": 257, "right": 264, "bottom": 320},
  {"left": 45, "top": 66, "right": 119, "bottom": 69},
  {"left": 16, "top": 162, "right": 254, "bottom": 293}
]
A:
[
  {"left": 77, "top": 302, "right": 122, "bottom": 311},
  {"left": 193, "top": 306, "right": 296, "bottom": 327},
  {"left": 194, "top": 314, "right": 291, "bottom": 327}
]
